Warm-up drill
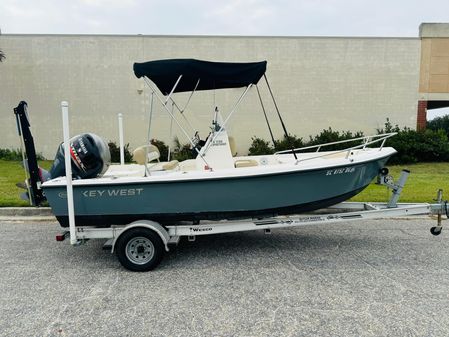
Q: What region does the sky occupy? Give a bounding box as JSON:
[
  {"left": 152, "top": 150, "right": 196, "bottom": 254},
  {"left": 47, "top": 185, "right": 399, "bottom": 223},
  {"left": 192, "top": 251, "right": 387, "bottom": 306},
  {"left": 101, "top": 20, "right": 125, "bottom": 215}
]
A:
[{"left": 1, "top": 0, "right": 449, "bottom": 37}]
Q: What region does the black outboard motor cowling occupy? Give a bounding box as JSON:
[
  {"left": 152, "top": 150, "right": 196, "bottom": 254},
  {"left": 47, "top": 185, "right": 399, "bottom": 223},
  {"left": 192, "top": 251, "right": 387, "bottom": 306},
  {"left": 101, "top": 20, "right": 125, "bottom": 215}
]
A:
[{"left": 46, "top": 133, "right": 111, "bottom": 180}]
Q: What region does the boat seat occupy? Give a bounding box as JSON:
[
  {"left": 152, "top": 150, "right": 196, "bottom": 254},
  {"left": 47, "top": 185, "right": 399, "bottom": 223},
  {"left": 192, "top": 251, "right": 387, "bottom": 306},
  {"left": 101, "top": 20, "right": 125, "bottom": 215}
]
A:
[
  {"left": 234, "top": 159, "right": 258, "bottom": 168},
  {"left": 133, "top": 144, "right": 160, "bottom": 165},
  {"left": 228, "top": 136, "right": 237, "bottom": 156},
  {"left": 162, "top": 160, "right": 179, "bottom": 170}
]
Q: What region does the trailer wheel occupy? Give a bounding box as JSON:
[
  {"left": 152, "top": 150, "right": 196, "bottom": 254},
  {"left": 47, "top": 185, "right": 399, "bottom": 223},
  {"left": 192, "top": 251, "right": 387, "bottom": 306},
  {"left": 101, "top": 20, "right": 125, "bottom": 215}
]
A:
[
  {"left": 115, "top": 227, "right": 164, "bottom": 271},
  {"left": 430, "top": 226, "right": 442, "bottom": 236}
]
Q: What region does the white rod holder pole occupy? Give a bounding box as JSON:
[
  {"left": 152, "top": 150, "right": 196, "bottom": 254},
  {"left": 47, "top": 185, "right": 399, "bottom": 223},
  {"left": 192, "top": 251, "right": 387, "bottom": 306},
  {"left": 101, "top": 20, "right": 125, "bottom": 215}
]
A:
[
  {"left": 61, "top": 101, "right": 77, "bottom": 245},
  {"left": 118, "top": 113, "right": 124, "bottom": 165}
]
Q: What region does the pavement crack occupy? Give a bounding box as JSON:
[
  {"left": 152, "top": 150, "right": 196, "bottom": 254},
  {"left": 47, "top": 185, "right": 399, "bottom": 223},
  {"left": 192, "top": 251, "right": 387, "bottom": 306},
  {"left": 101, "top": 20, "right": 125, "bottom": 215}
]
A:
[
  {"left": 398, "top": 228, "right": 422, "bottom": 237},
  {"left": 270, "top": 306, "right": 280, "bottom": 326}
]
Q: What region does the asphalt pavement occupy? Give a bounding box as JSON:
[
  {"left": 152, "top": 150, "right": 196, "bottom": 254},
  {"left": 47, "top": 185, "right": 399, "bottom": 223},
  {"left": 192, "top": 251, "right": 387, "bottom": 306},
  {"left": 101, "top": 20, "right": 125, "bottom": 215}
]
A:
[{"left": 0, "top": 218, "right": 448, "bottom": 337}]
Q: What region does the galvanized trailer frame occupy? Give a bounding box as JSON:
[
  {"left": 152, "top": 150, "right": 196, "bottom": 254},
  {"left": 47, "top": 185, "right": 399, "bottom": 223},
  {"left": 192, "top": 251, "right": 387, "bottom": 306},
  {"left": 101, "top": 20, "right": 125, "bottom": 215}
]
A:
[
  {"left": 70, "top": 200, "right": 446, "bottom": 245},
  {"left": 58, "top": 196, "right": 448, "bottom": 272},
  {"left": 68, "top": 196, "right": 447, "bottom": 241}
]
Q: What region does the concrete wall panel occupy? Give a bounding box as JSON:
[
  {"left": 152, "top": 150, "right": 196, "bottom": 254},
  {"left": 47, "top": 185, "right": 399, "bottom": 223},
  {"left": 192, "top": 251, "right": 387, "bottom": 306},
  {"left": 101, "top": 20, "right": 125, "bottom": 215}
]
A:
[
  {"left": 419, "top": 37, "right": 449, "bottom": 95},
  {"left": 0, "top": 35, "right": 420, "bottom": 158}
]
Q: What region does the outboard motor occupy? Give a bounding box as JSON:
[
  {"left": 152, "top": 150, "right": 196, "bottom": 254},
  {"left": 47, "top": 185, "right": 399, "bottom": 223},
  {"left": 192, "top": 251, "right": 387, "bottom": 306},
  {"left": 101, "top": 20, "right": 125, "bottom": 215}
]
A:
[
  {"left": 14, "top": 101, "right": 111, "bottom": 206},
  {"left": 43, "top": 133, "right": 111, "bottom": 181}
]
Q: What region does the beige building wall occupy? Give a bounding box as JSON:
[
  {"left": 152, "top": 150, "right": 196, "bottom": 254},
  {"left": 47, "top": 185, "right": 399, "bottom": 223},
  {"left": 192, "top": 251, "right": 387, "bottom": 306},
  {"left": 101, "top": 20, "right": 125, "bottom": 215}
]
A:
[
  {"left": 0, "top": 34, "right": 420, "bottom": 159},
  {"left": 419, "top": 38, "right": 449, "bottom": 93},
  {"left": 419, "top": 23, "right": 449, "bottom": 100}
]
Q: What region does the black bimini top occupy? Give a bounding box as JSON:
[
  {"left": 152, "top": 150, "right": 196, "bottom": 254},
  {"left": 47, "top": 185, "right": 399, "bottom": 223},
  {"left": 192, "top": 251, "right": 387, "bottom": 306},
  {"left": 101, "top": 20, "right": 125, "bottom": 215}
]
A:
[{"left": 133, "top": 59, "right": 267, "bottom": 95}]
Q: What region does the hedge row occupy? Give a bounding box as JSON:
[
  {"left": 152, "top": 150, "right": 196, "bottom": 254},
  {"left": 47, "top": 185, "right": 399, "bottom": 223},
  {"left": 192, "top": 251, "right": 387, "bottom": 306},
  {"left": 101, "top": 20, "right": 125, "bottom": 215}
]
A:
[
  {"left": 2, "top": 118, "right": 449, "bottom": 165},
  {"left": 378, "top": 119, "right": 449, "bottom": 164},
  {"left": 427, "top": 115, "right": 449, "bottom": 137},
  {"left": 248, "top": 128, "right": 365, "bottom": 155},
  {"left": 249, "top": 119, "right": 449, "bottom": 164},
  {"left": 0, "top": 148, "right": 45, "bottom": 161}
]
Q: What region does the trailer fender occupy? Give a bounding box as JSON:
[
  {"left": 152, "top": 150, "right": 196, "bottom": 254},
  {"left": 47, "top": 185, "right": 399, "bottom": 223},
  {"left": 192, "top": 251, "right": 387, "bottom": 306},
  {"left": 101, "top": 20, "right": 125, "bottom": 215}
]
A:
[{"left": 111, "top": 220, "right": 170, "bottom": 253}]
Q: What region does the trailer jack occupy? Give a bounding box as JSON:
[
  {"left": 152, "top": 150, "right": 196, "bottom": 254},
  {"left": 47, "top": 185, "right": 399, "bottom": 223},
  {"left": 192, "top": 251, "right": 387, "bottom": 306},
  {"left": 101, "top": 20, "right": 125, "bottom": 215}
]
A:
[{"left": 430, "top": 189, "right": 448, "bottom": 236}]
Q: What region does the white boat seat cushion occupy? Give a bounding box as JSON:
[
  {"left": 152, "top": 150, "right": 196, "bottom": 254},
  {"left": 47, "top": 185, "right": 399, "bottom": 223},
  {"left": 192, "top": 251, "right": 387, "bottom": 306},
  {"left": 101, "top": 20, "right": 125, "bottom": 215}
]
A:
[
  {"left": 162, "top": 160, "right": 179, "bottom": 170},
  {"left": 179, "top": 159, "right": 197, "bottom": 171},
  {"left": 234, "top": 159, "right": 258, "bottom": 168},
  {"left": 133, "top": 144, "right": 160, "bottom": 165},
  {"left": 228, "top": 136, "right": 237, "bottom": 157}
]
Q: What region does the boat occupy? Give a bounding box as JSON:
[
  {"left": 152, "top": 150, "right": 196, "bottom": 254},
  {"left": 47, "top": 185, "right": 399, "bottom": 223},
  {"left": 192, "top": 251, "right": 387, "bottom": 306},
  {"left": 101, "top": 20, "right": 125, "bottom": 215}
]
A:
[{"left": 14, "top": 59, "right": 397, "bottom": 228}]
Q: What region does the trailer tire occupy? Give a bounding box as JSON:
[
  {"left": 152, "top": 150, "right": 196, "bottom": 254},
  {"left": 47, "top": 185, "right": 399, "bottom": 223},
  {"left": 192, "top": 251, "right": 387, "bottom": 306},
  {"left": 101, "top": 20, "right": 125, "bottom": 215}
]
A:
[{"left": 115, "top": 227, "right": 164, "bottom": 271}]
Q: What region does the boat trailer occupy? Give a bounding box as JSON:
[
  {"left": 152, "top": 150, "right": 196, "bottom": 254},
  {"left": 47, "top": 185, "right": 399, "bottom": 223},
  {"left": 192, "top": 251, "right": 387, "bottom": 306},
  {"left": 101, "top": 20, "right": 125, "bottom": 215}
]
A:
[
  {"left": 56, "top": 168, "right": 448, "bottom": 272},
  {"left": 47, "top": 101, "right": 447, "bottom": 271}
]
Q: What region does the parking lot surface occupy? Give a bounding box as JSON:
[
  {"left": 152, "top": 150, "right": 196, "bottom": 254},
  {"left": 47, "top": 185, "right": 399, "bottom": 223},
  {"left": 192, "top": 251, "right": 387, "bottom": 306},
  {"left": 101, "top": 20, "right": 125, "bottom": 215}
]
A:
[{"left": 0, "top": 219, "right": 448, "bottom": 337}]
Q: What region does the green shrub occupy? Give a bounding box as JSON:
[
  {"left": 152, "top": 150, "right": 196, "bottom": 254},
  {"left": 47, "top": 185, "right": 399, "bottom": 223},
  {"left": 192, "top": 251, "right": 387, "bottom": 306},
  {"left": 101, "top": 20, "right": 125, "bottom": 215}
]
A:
[
  {"left": 377, "top": 119, "right": 449, "bottom": 164},
  {"left": 150, "top": 139, "right": 169, "bottom": 162},
  {"left": 248, "top": 137, "right": 274, "bottom": 155},
  {"left": 274, "top": 134, "right": 304, "bottom": 152},
  {"left": 248, "top": 119, "right": 449, "bottom": 164},
  {"left": 307, "top": 128, "right": 365, "bottom": 151},
  {"left": 376, "top": 118, "right": 400, "bottom": 134},
  {"left": 172, "top": 137, "right": 195, "bottom": 161},
  {"left": 427, "top": 115, "right": 449, "bottom": 137},
  {"left": 0, "top": 148, "right": 23, "bottom": 161},
  {"left": 381, "top": 128, "right": 449, "bottom": 164},
  {"left": 0, "top": 148, "right": 45, "bottom": 161},
  {"left": 248, "top": 128, "right": 364, "bottom": 156},
  {"left": 108, "top": 142, "right": 133, "bottom": 163}
]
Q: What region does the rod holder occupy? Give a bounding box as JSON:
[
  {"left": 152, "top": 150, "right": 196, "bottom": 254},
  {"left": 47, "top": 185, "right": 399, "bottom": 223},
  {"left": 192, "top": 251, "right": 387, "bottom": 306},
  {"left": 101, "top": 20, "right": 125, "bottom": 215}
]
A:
[
  {"left": 61, "top": 101, "right": 77, "bottom": 245},
  {"left": 118, "top": 113, "right": 124, "bottom": 165}
]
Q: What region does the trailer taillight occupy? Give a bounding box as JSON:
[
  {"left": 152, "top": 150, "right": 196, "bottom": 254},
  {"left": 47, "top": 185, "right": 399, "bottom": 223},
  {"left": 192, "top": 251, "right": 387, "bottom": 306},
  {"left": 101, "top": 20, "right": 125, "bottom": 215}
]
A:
[{"left": 56, "top": 232, "right": 69, "bottom": 241}]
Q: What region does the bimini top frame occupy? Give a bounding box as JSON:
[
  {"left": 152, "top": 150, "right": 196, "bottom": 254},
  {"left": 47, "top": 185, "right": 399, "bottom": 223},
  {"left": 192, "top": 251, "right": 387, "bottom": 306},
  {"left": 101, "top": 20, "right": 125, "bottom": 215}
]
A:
[
  {"left": 135, "top": 58, "right": 298, "bottom": 163},
  {"left": 136, "top": 59, "right": 268, "bottom": 167}
]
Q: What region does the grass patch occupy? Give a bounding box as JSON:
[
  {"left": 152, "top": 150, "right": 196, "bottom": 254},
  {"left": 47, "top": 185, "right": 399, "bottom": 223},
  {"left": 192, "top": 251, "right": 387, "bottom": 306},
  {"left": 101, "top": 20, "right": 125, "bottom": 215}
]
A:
[
  {"left": 351, "top": 162, "right": 449, "bottom": 203},
  {"left": 0, "top": 160, "right": 53, "bottom": 207}
]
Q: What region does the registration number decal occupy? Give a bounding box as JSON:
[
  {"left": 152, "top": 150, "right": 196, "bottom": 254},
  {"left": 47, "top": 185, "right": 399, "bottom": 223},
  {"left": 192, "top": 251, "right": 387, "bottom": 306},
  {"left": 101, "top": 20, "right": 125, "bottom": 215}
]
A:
[{"left": 326, "top": 167, "right": 355, "bottom": 176}]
